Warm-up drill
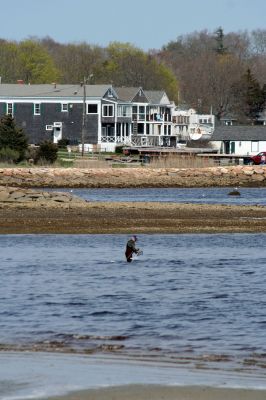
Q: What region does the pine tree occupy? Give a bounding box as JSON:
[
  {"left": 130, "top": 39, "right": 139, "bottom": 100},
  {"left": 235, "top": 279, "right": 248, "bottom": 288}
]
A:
[
  {"left": 0, "top": 114, "right": 28, "bottom": 161},
  {"left": 231, "top": 68, "right": 265, "bottom": 123},
  {"left": 244, "top": 68, "right": 265, "bottom": 121},
  {"left": 214, "top": 27, "right": 227, "bottom": 55}
]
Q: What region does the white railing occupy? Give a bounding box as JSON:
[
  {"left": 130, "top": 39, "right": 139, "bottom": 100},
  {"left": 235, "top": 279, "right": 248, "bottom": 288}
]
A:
[{"left": 101, "top": 136, "right": 116, "bottom": 143}]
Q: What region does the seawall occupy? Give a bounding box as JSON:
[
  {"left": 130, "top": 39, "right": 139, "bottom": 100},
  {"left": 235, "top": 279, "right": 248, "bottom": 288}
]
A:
[{"left": 0, "top": 166, "right": 266, "bottom": 188}]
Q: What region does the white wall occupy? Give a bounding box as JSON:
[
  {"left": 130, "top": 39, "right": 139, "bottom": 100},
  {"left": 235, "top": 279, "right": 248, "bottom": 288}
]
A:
[{"left": 211, "top": 140, "right": 266, "bottom": 155}]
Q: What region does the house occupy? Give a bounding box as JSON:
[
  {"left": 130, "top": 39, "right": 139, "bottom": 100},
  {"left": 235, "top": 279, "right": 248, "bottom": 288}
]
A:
[
  {"left": 0, "top": 83, "right": 117, "bottom": 150},
  {"left": 0, "top": 82, "right": 216, "bottom": 152},
  {"left": 210, "top": 125, "right": 266, "bottom": 155},
  {"left": 172, "top": 108, "right": 215, "bottom": 143},
  {"left": 115, "top": 87, "right": 174, "bottom": 147},
  {"left": 0, "top": 83, "right": 178, "bottom": 151}
]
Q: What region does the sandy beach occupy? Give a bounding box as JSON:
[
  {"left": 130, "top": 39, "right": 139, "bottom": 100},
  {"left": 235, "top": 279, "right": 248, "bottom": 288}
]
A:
[{"left": 43, "top": 385, "right": 266, "bottom": 400}]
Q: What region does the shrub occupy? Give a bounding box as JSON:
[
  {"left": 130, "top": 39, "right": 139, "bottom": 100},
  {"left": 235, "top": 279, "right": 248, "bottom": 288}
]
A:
[
  {"left": 25, "top": 145, "right": 39, "bottom": 164},
  {"left": 0, "top": 114, "right": 28, "bottom": 161},
  {"left": 36, "top": 141, "right": 58, "bottom": 164},
  {"left": 0, "top": 147, "right": 20, "bottom": 163},
  {"left": 57, "top": 138, "right": 70, "bottom": 148},
  {"left": 115, "top": 145, "right": 124, "bottom": 154}
]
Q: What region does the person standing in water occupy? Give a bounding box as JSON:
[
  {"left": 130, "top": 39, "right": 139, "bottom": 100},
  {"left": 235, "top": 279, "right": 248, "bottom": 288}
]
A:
[{"left": 125, "top": 235, "right": 140, "bottom": 262}]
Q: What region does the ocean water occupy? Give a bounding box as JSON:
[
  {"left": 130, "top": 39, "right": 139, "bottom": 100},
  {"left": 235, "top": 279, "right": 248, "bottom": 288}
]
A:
[
  {"left": 52, "top": 187, "right": 266, "bottom": 205},
  {"left": 1, "top": 233, "right": 266, "bottom": 398}
]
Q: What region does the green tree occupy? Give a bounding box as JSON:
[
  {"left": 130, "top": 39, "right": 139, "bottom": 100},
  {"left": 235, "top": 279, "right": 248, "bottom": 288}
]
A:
[
  {"left": 95, "top": 42, "right": 178, "bottom": 101},
  {"left": 0, "top": 114, "right": 28, "bottom": 161},
  {"left": 214, "top": 27, "right": 227, "bottom": 55},
  {"left": 41, "top": 37, "right": 105, "bottom": 83},
  {"left": 0, "top": 40, "right": 20, "bottom": 82},
  {"left": 17, "top": 39, "right": 59, "bottom": 83},
  {"left": 232, "top": 68, "right": 265, "bottom": 122}
]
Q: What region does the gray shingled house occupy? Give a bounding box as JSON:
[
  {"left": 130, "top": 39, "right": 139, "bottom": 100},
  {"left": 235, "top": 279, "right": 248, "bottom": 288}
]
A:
[{"left": 0, "top": 83, "right": 118, "bottom": 149}]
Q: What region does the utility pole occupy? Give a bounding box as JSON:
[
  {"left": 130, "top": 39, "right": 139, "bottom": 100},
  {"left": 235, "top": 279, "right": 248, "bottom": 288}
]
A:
[
  {"left": 81, "top": 74, "right": 93, "bottom": 157},
  {"left": 81, "top": 76, "right": 86, "bottom": 157}
]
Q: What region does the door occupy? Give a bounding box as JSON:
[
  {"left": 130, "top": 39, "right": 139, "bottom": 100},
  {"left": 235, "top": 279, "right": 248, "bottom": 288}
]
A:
[
  {"left": 224, "top": 141, "right": 230, "bottom": 154},
  {"left": 53, "top": 122, "right": 62, "bottom": 143},
  {"left": 230, "top": 141, "right": 235, "bottom": 154}
]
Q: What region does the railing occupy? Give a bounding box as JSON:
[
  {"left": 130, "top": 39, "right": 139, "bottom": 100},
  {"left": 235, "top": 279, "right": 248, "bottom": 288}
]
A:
[
  {"left": 101, "top": 135, "right": 173, "bottom": 147},
  {"left": 101, "top": 136, "right": 115, "bottom": 143},
  {"left": 101, "top": 136, "right": 135, "bottom": 145}
]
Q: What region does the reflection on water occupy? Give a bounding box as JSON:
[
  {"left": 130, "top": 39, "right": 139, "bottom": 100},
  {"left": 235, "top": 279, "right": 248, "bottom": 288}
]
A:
[{"left": 1, "top": 233, "right": 266, "bottom": 375}]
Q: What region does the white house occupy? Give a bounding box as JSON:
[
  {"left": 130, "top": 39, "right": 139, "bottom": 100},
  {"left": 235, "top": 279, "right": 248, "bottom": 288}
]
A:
[
  {"left": 210, "top": 125, "right": 266, "bottom": 155},
  {"left": 172, "top": 108, "right": 215, "bottom": 143}
]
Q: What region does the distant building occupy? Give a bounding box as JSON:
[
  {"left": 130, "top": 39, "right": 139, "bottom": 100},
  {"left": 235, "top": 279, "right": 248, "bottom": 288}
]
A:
[
  {"left": 210, "top": 125, "right": 266, "bottom": 155},
  {"left": 172, "top": 108, "right": 215, "bottom": 143}
]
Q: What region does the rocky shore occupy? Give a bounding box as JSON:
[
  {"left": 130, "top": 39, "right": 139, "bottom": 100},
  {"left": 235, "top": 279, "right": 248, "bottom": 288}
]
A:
[
  {"left": 0, "top": 186, "right": 85, "bottom": 204},
  {"left": 1, "top": 166, "right": 266, "bottom": 234},
  {"left": 0, "top": 165, "right": 266, "bottom": 188}
]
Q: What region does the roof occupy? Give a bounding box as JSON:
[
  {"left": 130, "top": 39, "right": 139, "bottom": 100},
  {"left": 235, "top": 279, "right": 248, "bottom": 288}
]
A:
[
  {"left": 114, "top": 87, "right": 142, "bottom": 102},
  {"left": 212, "top": 125, "right": 266, "bottom": 141},
  {"left": 145, "top": 90, "right": 169, "bottom": 105},
  {"left": 0, "top": 84, "right": 113, "bottom": 99}
]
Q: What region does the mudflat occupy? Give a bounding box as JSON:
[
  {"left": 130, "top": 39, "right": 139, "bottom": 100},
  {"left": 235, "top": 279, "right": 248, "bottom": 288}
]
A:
[{"left": 1, "top": 201, "right": 266, "bottom": 234}]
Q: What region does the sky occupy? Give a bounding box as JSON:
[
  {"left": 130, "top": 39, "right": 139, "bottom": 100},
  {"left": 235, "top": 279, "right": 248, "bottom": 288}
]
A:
[{"left": 0, "top": 0, "right": 266, "bottom": 50}]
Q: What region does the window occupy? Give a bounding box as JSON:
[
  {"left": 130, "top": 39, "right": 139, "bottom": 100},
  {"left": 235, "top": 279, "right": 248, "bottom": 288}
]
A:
[
  {"left": 139, "top": 106, "right": 145, "bottom": 121},
  {"left": 87, "top": 104, "right": 98, "bottom": 114},
  {"left": 7, "top": 103, "right": 13, "bottom": 116},
  {"left": 117, "top": 105, "right": 131, "bottom": 117},
  {"left": 102, "top": 104, "right": 114, "bottom": 117},
  {"left": 61, "top": 103, "right": 68, "bottom": 112},
  {"left": 34, "top": 103, "right": 41, "bottom": 115},
  {"left": 251, "top": 141, "right": 259, "bottom": 152}
]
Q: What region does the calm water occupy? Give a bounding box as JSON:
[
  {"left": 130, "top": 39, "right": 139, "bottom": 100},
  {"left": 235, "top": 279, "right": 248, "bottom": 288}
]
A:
[
  {"left": 1, "top": 233, "right": 266, "bottom": 375},
  {"left": 54, "top": 187, "right": 266, "bottom": 205}
]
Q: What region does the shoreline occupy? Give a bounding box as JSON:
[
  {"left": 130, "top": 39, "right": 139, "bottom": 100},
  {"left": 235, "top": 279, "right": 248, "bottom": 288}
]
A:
[
  {"left": 1, "top": 352, "right": 266, "bottom": 400},
  {"left": 43, "top": 385, "right": 266, "bottom": 400},
  {"left": 1, "top": 201, "right": 266, "bottom": 234}
]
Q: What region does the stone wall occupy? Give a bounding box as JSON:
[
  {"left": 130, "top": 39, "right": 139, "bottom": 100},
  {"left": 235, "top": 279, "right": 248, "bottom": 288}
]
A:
[{"left": 0, "top": 166, "right": 266, "bottom": 188}]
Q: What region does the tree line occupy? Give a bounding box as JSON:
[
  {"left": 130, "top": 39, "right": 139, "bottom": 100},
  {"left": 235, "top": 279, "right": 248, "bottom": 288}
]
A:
[{"left": 0, "top": 28, "right": 266, "bottom": 123}]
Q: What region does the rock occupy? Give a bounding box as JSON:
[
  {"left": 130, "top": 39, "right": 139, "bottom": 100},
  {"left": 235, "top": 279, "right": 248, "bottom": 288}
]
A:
[
  {"left": 243, "top": 169, "right": 254, "bottom": 176},
  {"left": 0, "top": 185, "right": 86, "bottom": 204},
  {"left": 251, "top": 174, "right": 265, "bottom": 182},
  {"left": 228, "top": 189, "right": 241, "bottom": 196}
]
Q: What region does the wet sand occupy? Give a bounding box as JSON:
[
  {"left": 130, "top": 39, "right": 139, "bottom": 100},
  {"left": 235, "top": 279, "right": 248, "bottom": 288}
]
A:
[
  {"left": 44, "top": 385, "right": 266, "bottom": 400},
  {"left": 0, "top": 201, "right": 266, "bottom": 234}
]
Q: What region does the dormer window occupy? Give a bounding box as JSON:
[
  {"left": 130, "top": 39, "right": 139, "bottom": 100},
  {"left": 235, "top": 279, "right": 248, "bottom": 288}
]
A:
[{"left": 107, "top": 89, "right": 113, "bottom": 98}]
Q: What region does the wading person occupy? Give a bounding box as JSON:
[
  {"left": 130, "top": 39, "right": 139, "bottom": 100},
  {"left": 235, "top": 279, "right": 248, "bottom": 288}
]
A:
[{"left": 125, "top": 235, "right": 140, "bottom": 262}]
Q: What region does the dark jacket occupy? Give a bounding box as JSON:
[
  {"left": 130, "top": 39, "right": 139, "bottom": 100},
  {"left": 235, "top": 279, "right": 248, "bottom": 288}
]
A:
[{"left": 125, "top": 239, "right": 139, "bottom": 261}]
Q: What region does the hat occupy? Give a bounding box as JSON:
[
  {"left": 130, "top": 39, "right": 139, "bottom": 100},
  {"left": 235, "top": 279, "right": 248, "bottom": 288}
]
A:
[{"left": 132, "top": 235, "right": 137, "bottom": 241}]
